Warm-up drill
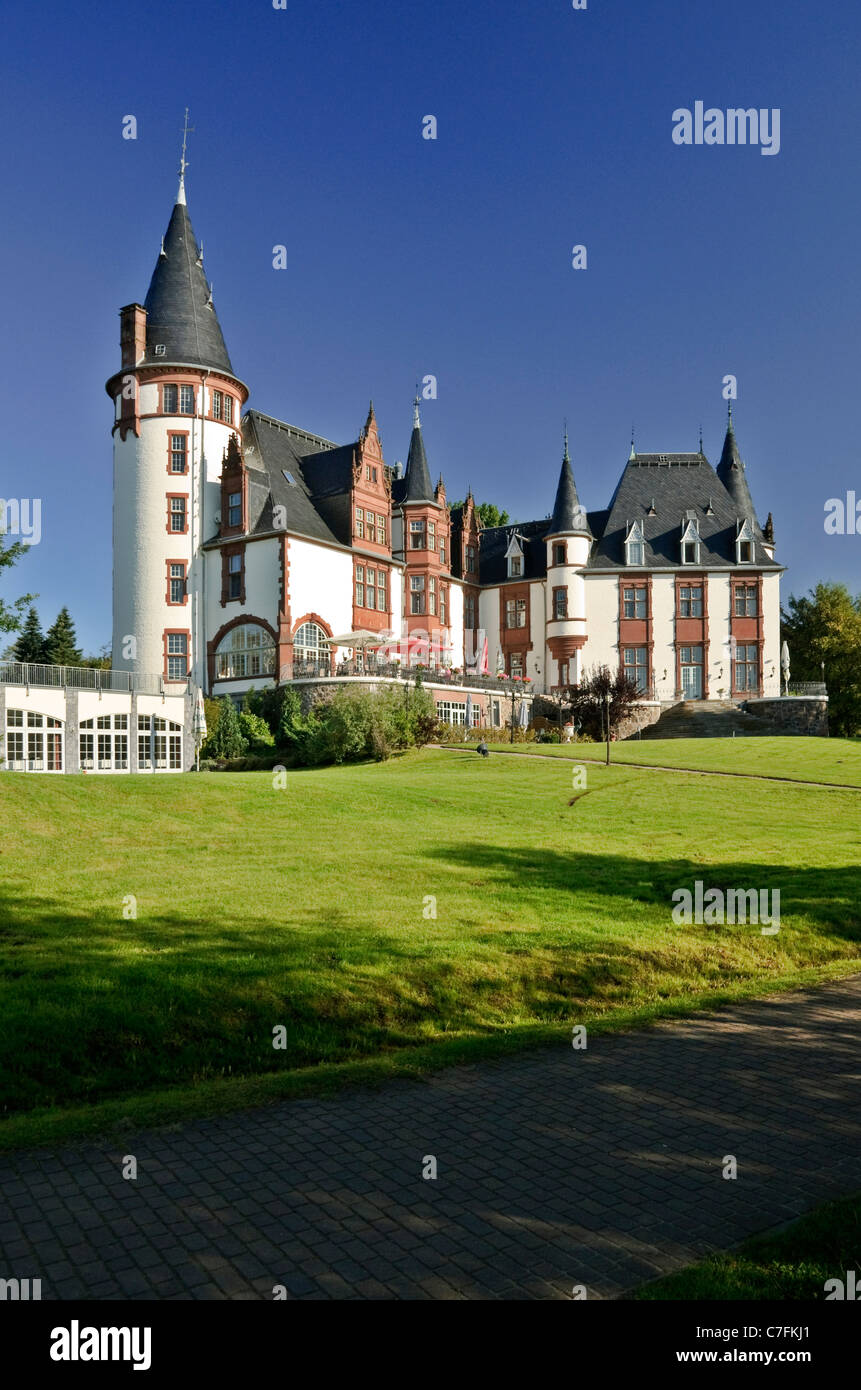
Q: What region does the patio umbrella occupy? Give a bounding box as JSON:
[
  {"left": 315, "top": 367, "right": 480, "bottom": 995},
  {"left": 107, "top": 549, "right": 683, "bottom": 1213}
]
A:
[
  {"left": 518, "top": 699, "right": 529, "bottom": 729},
  {"left": 465, "top": 693, "right": 473, "bottom": 730},
  {"left": 496, "top": 647, "right": 505, "bottom": 676}
]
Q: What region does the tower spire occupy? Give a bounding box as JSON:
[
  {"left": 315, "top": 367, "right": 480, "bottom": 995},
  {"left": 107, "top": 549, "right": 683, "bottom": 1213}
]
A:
[
  {"left": 563, "top": 419, "right": 569, "bottom": 462},
  {"left": 177, "top": 107, "right": 194, "bottom": 206},
  {"left": 413, "top": 389, "right": 421, "bottom": 430}
]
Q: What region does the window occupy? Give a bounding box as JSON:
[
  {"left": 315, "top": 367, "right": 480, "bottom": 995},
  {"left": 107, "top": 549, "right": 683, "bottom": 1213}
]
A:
[
  {"left": 440, "top": 587, "right": 446, "bottom": 624},
  {"left": 366, "top": 568, "right": 376, "bottom": 609},
  {"left": 509, "top": 556, "right": 522, "bottom": 578},
  {"left": 168, "top": 562, "right": 186, "bottom": 605},
  {"left": 679, "top": 585, "right": 703, "bottom": 618},
  {"left": 212, "top": 389, "right": 223, "bottom": 420},
  {"left": 465, "top": 543, "right": 476, "bottom": 572},
  {"left": 553, "top": 587, "right": 568, "bottom": 620},
  {"left": 623, "top": 586, "right": 647, "bottom": 619},
  {"left": 227, "top": 491, "right": 242, "bottom": 528},
  {"left": 294, "top": 622, "right": 328, "bottom": 662},
  {"left": 224, "top": 396, "right": 234, "bottom": 425},
  {"left": 137, "top": 715, "right": 151, "bottom": 769},
  {"left": 80, "top": 725, "right": 94, "bottom": 769},
  {"left": 410, "top": 574, "right": 425, "bottom": 614},
  {"left": 429, "top": 575, "right": 436, "bottom": 615},
  {"left": 553, "top": 543, "right": 566, "bottom": 566},
  {"left": 734, "top": 642, "right": 759, "bottom": 691},
  {"left": 465, "top": 593, "right": 476, "bottom": 628},
  {"left": 5, "top": 709, "right": 23, "bottom": 769},
  {"left": 505, "top": 598, "right": 526, "bottom": 629},
  {"left": 509, "top": 653, "right": 524, "bottom": 678},
  {"left": 180, "top": 385, "right": 195, "bottom": 415},
  {"left": 376, "top": 514, "right": 386, "bottom": 545},
  {"left": 6, "top": 709, "right": 23, "bottom": 726},
  {"left": 170, "top": 435, "right": 187, "bottom": 473},
  {"left": 166, "top": 632, "right": 188, "bottom": 680},
  {"left": 436, "top": 701, "right": 482, "bottom": 727},
  {"left": 439, "top": 539, "right": 445, "bottom": 564},
  {"left": 625, "top": 522, "right": 645, "bottom": 567},
  {"left": 428, "top": 521, "right": 436, "bottom": 550},
  {"left": 377, "top": 571, "right": 386, "bottom": 611},
  {"left": 46, "top": 722, "right": 63, "bottom": 771},
  {"left": 169, "top": 723, "right": 182, "bottom": 769},
  {"left": 355, "top": 507, "right": 364, "bottom": 539},
  {"left": 680, "top": 519, "right": 701, "bottom": 565},
  {"left": 738, "top": 540, "right": 753, "bottom": 563},
  {"left": 623, "top": 647, "right": 648, "bottom": 693},
  {"left": 227, "top": 552, "right": 242, "bottom": 600},
  {"left": 214, "top": 624, "right": 275, "bottom": 679},
  {"left": 679, "top": 645, "right": 703, "bottom": 664},
  {"left": 734, "top": 584, "right": 758, "bottom": 617},
  {"left": 355, "top": 564, "right": 364, "bottom": 607},
  {"left": 410, "top": 520, "right": 425, "bottom": 549},
  {"left": 163, "top": 384, "right": 178, "bottom": 413},
  {"left": 168, "top": 495, "right": 187, "bottom": 532}
]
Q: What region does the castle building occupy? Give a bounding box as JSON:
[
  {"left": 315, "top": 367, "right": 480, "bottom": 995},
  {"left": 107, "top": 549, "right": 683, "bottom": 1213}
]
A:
[{"left": 0, "top": 168, "right": 784, "bottom": 773}]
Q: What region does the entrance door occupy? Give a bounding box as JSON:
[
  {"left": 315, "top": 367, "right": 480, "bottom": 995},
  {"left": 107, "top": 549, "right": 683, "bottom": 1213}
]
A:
[{"left": 680, "top": 645, "right": 703, "bottom": 699}]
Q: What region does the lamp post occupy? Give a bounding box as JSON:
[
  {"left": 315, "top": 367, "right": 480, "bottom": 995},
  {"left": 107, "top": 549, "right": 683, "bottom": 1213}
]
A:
[
  {"left": 605, "top": 690, "right": 612, "bottom": 765},
  {"left": 510, "top": 686, "right": 516, "bottom": 743}
]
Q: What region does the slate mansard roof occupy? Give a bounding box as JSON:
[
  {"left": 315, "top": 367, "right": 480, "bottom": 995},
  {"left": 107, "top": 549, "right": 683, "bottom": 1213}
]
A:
[
  {"left": 588, "top": 447, "right": 779, "bottom": 571},
  {"left": 143, "top": 201, "right": 234, "bottom": 374}
]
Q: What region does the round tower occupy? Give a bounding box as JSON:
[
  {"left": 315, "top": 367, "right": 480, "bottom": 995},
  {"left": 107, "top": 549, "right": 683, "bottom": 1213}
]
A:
[
  {"left": 106, "top": 166, "right": 248, "bottom": 689},
  {"left": 544, "top": 432, "right": 591, "bottom": 688}
]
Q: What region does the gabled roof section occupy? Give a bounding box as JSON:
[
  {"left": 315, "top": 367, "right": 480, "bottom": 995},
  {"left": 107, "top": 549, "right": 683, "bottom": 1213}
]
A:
[
  {"left": 237, "top": 411, "right": 345, "bottom": 548},
  {"left": 588, "top": 449, "right": 779, "bottom": 570},
  {"left": 143, "top": 198, "right": 233, "bottom": 373}
]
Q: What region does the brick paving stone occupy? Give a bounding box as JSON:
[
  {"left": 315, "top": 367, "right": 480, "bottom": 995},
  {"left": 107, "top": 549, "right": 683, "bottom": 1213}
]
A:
[{"left": 1, "top": 977, "right": 859, "bottom": 1299}]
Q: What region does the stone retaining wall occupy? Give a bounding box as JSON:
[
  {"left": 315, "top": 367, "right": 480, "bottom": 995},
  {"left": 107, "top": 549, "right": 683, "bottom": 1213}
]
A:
[{"left": 743, "top": 696, "right": 829, "bottom": 736}]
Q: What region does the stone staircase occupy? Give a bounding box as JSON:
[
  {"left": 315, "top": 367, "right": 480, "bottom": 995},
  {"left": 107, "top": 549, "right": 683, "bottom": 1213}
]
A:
[{"left": 639, "top": 699, "right": 788, "bottom": 740}]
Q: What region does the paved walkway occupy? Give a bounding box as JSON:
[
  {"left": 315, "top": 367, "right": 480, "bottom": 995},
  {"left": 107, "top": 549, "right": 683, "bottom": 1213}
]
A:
[{"left": 2, "top": 978, "right": 859, "bottom": 1300}]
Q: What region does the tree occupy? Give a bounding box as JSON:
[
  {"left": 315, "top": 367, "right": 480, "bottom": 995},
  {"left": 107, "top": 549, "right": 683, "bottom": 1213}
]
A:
[
  {"left": 449, "top": 500, "right": 510, "bottom": 528},
  {"left": 204, "top": 697, "right": 248, "bottom": 760},
  {"left": 12, "top": 606, "right": 48, "bottom": 663},
  {"left": 781, "top": 583, "right": 861, "bottom": 737},
  {"left": 0, "top": 529, "right": 33, "bottom": 638},
  {"left": 44, "top": 607, "right": 83, "bottom": 666},
  {"left": 566, "top": 664, "right": 641, "bottom": 741}
]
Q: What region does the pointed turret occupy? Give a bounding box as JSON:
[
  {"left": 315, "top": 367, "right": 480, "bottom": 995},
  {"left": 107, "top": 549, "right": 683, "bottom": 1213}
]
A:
[
  {"left": 547, "top": 433, "right": 589, "bottom": 535},
  {"left": 142, "top": 194, "right": 233, "bottom": 373},
  {"left": 403, "top": 397, "right": 435, "bottom": 502},
  {"left": 716, "top": 409, "right": 757, "bottom": 521}
]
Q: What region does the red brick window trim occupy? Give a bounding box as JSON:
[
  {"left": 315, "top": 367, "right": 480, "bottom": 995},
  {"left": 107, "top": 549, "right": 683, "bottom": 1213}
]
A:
[
  {"left": 166, "top": 493, "right": 188, "bottom": 535},
  {"left": 621, "top": 581, "right": 648, "bottom": 619},
  {"left": 166, "top": 559, "right": 188, "bottom": 607},
  {"left": 163, "top": 628, "right": 191, "bottom": 681},
  {"left": 166, "top": 430, "right": 189, "bottom": 475}
]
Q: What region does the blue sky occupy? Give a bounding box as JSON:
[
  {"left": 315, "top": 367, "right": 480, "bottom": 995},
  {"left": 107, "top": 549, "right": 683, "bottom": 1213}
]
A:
[{"left": 1, "top": 0, "right": 859, "bottom": 652}]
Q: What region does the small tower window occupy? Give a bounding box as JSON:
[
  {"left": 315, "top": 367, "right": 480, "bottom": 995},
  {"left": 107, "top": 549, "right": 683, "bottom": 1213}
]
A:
[
  {"left": 553, "top": 543, "right": 566, "bottom": 566},
  {"left": 228, "top": 491, "right": 242, "bottom": 528},
  {"left": 212, "top": 390, "right": 223, "bottom": 420},
  {"left": 224, "top": 396, "right": 234, "bottom": 425},
  {"left": 180, "top": 385, "right": 195, "bottom": 415},
  {"left": 163, "top": 384, "right": 178, "bottom": 413}
]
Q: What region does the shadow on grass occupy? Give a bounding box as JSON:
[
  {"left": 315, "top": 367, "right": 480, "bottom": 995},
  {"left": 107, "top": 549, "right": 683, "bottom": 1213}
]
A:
[{"left": 0, "top": 839, "right": 858, "bottom": 1121}]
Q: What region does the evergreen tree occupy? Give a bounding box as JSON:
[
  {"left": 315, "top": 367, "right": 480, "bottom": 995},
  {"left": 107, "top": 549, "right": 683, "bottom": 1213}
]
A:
[
  {"left": 44, "top": 607, "right": 83, "bottom": 666},
  {"left": 207, "top": 697, "right": 248, "bottom": 759},
  {"left": 13, "top": 606, "right": 48, "bottom": 663}
]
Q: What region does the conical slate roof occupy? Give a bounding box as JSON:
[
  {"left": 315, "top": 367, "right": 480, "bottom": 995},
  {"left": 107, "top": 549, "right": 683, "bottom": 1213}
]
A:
[
  {"left": 547, "top": 443, "right": 589, "bottom": 535},
  {"left": 143, "top": 198, "right": 233, "bottom": 373},
  {"left": 403, "top": 405, "right": 435, "bottom": 503},
  {"left": 715, "top": 419, "right": 757, "bottom": 522}
]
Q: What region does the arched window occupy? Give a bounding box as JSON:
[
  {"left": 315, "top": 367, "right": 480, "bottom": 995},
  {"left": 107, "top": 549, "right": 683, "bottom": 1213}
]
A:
[
  {"left": 215, "top": 624, "right": 275, "bottom": 680},
  {"left": 293, "top": 622, "right": 328, "bottom": 660}
]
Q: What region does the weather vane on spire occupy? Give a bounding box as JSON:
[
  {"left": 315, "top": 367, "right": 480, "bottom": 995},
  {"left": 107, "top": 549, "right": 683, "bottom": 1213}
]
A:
[
  {"left": 178, "top": 108, "right": 194, "bottom": 204},
  {"left": 413, "top": 384, "right": 421, "bottom": 428}
]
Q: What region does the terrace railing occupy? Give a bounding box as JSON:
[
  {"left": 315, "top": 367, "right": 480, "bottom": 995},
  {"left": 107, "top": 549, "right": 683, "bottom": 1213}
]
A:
[
  {"left": 0, "top": 661, "right": 171, "bottom": 696},
  {"left": 288, "top": 658, "right": 531, "bottom": 694},
  {"left": 784, "top": 681, "right": 827, "bottom": 697}
]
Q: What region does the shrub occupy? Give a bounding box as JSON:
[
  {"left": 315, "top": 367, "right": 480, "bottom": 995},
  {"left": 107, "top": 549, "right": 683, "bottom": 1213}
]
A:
[
  {"left": 238, "top": 710, "right": 275, "bottom": 750},
  {"left": 201, "top": 697, "right": 247, "bottom": 760}
]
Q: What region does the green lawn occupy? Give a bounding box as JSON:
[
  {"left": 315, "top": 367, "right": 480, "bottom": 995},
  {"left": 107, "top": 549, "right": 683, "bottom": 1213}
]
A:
[
  {"left": 633, "top": 1192, "right": 861, "bottom": 1299},
  {"left": 482, "top": 735, "right": 861, "bottom": 786},
  {"left": 1, "top": 749, "right": 859, "bottom": 1149}
]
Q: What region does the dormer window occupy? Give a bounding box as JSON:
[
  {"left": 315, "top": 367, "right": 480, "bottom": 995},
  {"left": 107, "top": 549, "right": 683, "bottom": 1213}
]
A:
[
  {"left": 736, "top": 519, "right": 754, "bottom": 564},
  {"left": 505, "top": 532, "right": 524, "bottom": 578},
  {"left": 680, "top": 516, "right": 700, "bottom": 565},
  {"left": 625, "top": 520, "right": 645, "bottom": 567}
]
